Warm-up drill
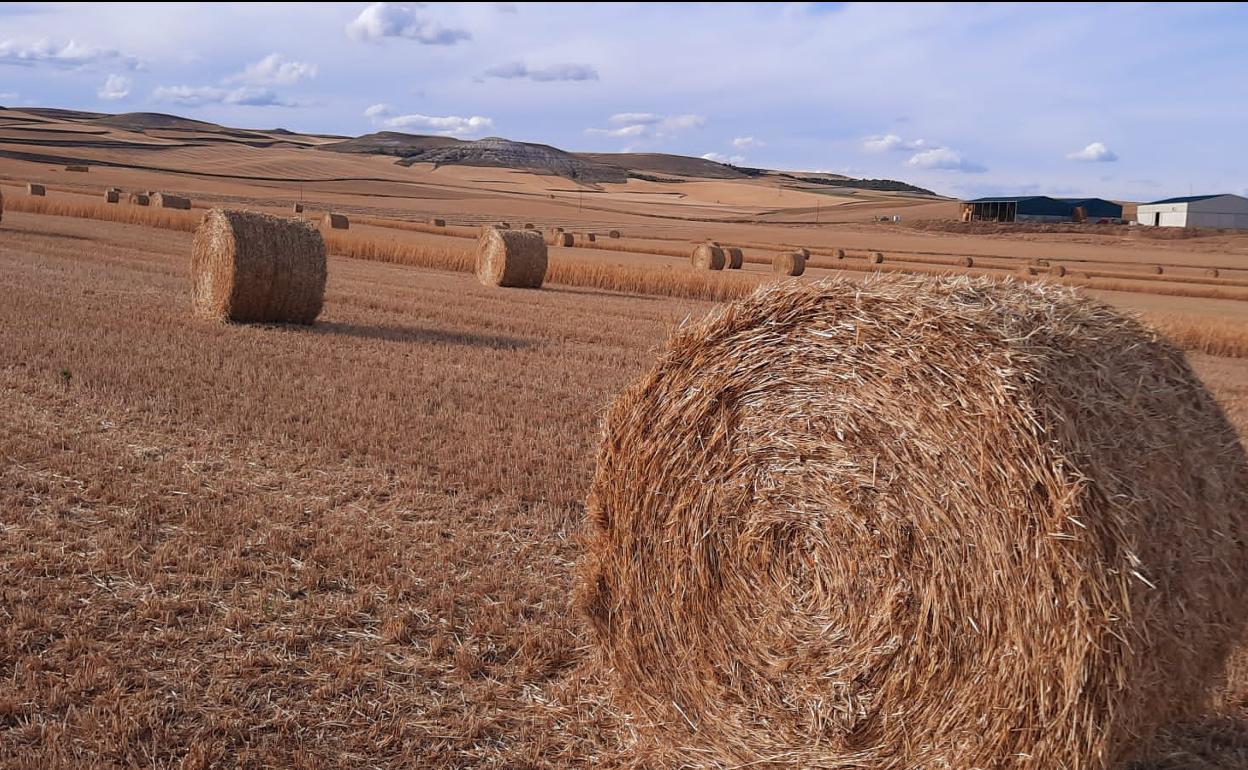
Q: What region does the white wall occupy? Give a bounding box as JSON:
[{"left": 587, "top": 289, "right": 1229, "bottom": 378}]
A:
[{"left": 1136, "top": 204, "right": 1187, "bottom": 227}]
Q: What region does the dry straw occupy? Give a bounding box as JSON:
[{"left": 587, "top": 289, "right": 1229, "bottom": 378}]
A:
[
  {"left": 577, "top": 275, "right": 1248, "bottom": 770},
  {"left": 152, "top": 193, "right": 191, "bottom": 210},
  {"left": 725, "top": 247, "right": 745, "bottom": 270},
  {"left": 191, "top": 208, "right": 326, "bottom": 324},
  {"left": 475, "top": 227, "right": 547, "bottom": 288},
  {"left": 772, "top": 251, "right": 805, "bottom": 276},
  {"left": 129, "top": 193, "right": 150, "bottom": 207},
  {"left": 27, "top": 183, "right": 45, "bottom": 196},
  {"left": 691, "top": 243, "right": 726, "bottom": 270},
  {"left": 103, "top": 189, "right": 120, "bottom": 204},
  {"left": 324, "top": 213, "right": 349, "bottom": 230}
]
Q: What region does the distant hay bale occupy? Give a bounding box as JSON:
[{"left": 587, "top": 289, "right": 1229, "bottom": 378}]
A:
[
  {"left": 292, "top": 203, "right": 304, "bottom": 214},
  {"left": 152, "top": 192, "right": 191, "bottom": 210},
  {"left": 27, "top": 183, "right": 45, "bottom": 196},
  {"left": 833, "top": 248, "right": 844, "bottom": 259},
  {"left": 556, "top": 226, "right": 565, "bottom": 233},
  {"left": 430, "top": 217, "right": 445, "bottom": 227},
  {"left": 555, "top": 232, "right": 574, "bottom": 247},
  {"left": 323, "top": 213, "right": 349, "bottom": 230},
  {"left": 1152, "top": 265, "right": 1165, "bottom": 275},
  {"left": 1206, "top": 268, "right": 1220, "bottom": 278},
  {"left": 577, "top": 276, "right": 1248, "bottom": 770},
  {"left": 691, "top": 243, "right": 726, "bottom": 270},
  {"left": 524, "top": 223, "right": 535, "bottom": 229},
  {"left": 129, "top": 193, "right": 150, "bottom": 207},
  {"left": 65, "top": 164, "right": 89, "bottom": 172},
  {"left": 959, "top": 256, "right": 974, "bottom": 267},
  {"left": 725, "top": 247, "right": 744, "bottom": 269},
  {"left": 609, "top": 230, "right": 621, "bottom": 239},
  {"left": 475, "top": 227, "right": 547, "bottom": 289},
  {"left": 772, "top": 251, "right": 805, "bottom": 276},
  {"left": 498, "top": 222, "right": 511, "bottom": 229},
  {"left": 868, "top": 251, "right": 883, "bottom": 264},
  {"left": 191, "top": 208, "right": 326, "bottom": 324},
  {"left": 707, "top": 240, "right": 722, "bottom": 247},
  {"left": 1049, "top": 264, "right": 1067, "bottom": 277},
  {"left": 586, "top": 233, "right": 597, "bottom": 242},
  {"left": 103, "top": 189, "right": 120, "bottom": 204}
]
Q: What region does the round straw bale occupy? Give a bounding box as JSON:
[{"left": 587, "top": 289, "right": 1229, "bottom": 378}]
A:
[
  {"left": 577, "top": 276, "right": 1248, "bottom": 770},
  {"left": 152, "top": 192, "right": 191, "bottom": 210},
  {"left": 1049, "top": 263, "right": 1067, "bottom": 277},
  {"left": 191, "top": 208, "right": 326, "bottom": 324},
  {"left": 27, "top": 183, "right": 45, "bottom": 196},
  {"left": 772, "top": 251, "right": 805, "bottom": 276},
  {"left": 796, "top": 247, "right": 811, "bottom": 258},
  {"left": 1206, "top": 268, "right": 1220, "bottom": 278},
  {"left": 498, "top": 222, "right": 511, "bottom": 229},
  {"left": 725, "top": 247, "right": 744, "bottom": 270},
  {"left": 556, "top": 232, "right": 574, "bottom": 247},
  {"left": 609, "top": 230, "right": 621, "bottom": 239},
  {"left": 104, "top": 189, "right": 120, "bottom": 204},
  {"left": 708, "top": 240, "right": 722, "bottom": 248},
  {"left": 959, "top": 255, "right": 974, "bottom": 267},
  {"left": 293, "top": 203, "right": 305, "bottom": 214},
  {"left": 691, "top": 243, "right": 726, "bottom": 270},
  {"left": 524, "top": 223, "right": 535, "bottom": 229},
  {"left": 1152, "top": 265, "right": 1164, "bottom": 275},
  {"left": 323, "top": 213, "right": 349, "bottom": 230},
  {"left": 556, "top": 226, "right": 565, "bottom": 233},
  {"left": 586, "top": 233, "right": 597, "bottom": 242},
  {"left": 129, "top": 193, "right": 149, "bottom": 207},
  {"left": 431, "top": 217, "right": 445, "bottom": 227},
  {"left": 833, "top": 248, "right": 845, "bottom": 259},
  {"left": 868, "top": 251, "right": 883, "bottom": 264},
  {"left": 475, "top": 227, "right": 547, "bottom": 289}
]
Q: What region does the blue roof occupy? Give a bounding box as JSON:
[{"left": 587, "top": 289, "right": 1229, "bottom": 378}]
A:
[
  {"left": 964, "top": 195, "right": 1052, "bottom": 203},
  {"left": 1147, "top": 194, "right": 1226, "bottom": 205}
]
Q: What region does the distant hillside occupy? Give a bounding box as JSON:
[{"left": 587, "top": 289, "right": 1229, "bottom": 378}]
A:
[
  {"left": 321, "top": 133, "right": 628, "bottom": 183},
  {"left": 779, "top": 172, "right": 936, "bottom": 196},
  {"left": 90, "top": 112, "right": 226, "bottom": 132},
  {"left": 577, "top": 152, "right": 746, "bottom": 180}
]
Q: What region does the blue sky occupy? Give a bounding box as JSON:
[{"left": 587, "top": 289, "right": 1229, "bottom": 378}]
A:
[{"left": 2, "top": 2, "right": 1246, "bottom": 200}]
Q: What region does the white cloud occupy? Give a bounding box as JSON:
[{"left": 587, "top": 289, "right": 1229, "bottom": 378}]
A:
[
  {"left": 702, "top": 152, "right": 745, "bottom": 165},
  {"left": 608, "top": 112, "right": 661, "bottom": 125},
  {"left": 364, "top": 102, "right": 393, "bottom": 119},
  {"left": 229, "top": 53, "right": 317, "bottom": 86},
  {"left": 379, "top": 112, "right": 493, "bottom": 137},
  {"left": 152, "top": 85, "right": 297, "bottom": 108},
  {"left": 346, "top": 3, "right": 471, "bottom": 45},
  {"left": 0, "top": 38, "right": 140, "bottom": 70},
  {"left": 97, "top": 74, "right": 130, "bottom": 100},
  {"left": 907, "top": 147, "right": 986, "bottom": 173},
  {"left": 731, "top": 136, "right": 764, "bottom": 150},
  {"left": 1066, "top": 141, "right": 1118, "bottom": 162},
  {"left": 0, "top": 91, "right": 16, "bottom": 101},
  {"left": 863, "top": 134, "right": 927, "bottom": 152},
  {"left": 587, "top": 112, "right": 705, "bottom": 145},
  {"left": 483, "top": 62, "right": 598, "bottom": 82}
]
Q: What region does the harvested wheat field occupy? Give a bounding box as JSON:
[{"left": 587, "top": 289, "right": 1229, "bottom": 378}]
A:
[{"left": 2, "top": 94, "right": 1248, "bottom": 770}]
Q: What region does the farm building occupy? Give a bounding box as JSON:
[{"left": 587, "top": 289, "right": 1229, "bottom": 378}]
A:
[
  {"left": 1135, "top": 194, "right": 1248, "bottom": 230},
  {"left": 960, "top": 196, "right": 1122, "bottom": 224}
]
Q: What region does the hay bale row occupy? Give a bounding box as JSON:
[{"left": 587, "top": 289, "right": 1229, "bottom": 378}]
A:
[
  {"left": 27, "top": 183, "right": 45, "bottom": 196},
  {"left": 152, "top": 193, "right": 191, "bottom": 210},
  {"left": 577, "top": 275, "right": 1248, "bottom": 770},
  {"left": 129, "top": 193, "right": 150, "bottom": 206},
  {"left": 65, "top": 164, "right": 89, "bottom": 172},
  {"left": 191, "top": 208, "right": 326, "bottom": 324},
  {"left": 324, "top": 213, "right": 349, "bottom": 230},
  {"left": 691, "top": 243, "right": 726, "bottom": 270},
  {"left": 476, "top": 227, "right": 547, "bottom": 289},
  {"left": 104, "top": 189, "right": 120, "bottom": 204},
  {"left": 772, "top": 251, "right": 805, "bottom": 276}
]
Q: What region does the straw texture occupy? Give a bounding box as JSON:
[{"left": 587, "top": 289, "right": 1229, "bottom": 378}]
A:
[
  {"left": 578, "top": 275, "right": 1248, "bottom": 770},
  {"left": 152, "top": 193, "right": 191, "bottom": 210},
  {"left": 692, "top": 244, "right": 726, "bottom": 270},
  {"left": 772, "top": 251, "right": 805, "bottom": 276},
  {"left": 725, "top": 247, "right": 745, "bottom": 270},
  {"left": 191, "top": 208, "right": 326, "bottom": 324},
  {"left": 129, "top": 193, "right": 149, "bottom": 207},
  {"left": 475, "top": 227, "right": 547, "bottom": 288}
]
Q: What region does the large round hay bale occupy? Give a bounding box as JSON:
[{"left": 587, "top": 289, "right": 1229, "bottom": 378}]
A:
[
  {"left": 772, "top": 251, "right": 805, "bottom": 276},
  {"left": 324, "top": 213, "right": 349, "bottom": 230},
  {"left": 691, "top": 243, "right": 726, "bottom": 270},
  {"left": 27, "top": 183, "right": 45, "bottom": 196},
  {"left": 104, "top": 189, "right": 120, "bottom": 204},
  {"left": 609, "top": 230, "right": 621, "bottom": 239},
  {"left": 577, "top": 276, "right": 1248, "bottom": 770},
  {"left": 868, "top": 251, "right": 884, "bottom": 264},
  {"left": 191, "top": 208, "right": 326, "bottom": 324},
  {"left": 129, "top": 193, "right": 150, "bottom": 207},
  {"left": 725, "top": 247, "right": 744, "bottom": 269},
  {"left": 475, "top": 227, "right": 547, "bottom": 289},
  {"left": 1049, "top": 263, "right": 1067, "bottom": 277},
  {"left": 152, "top": 192, "right": 191, "bottom": 210},
  {"left": 430, "top": 217, "right": 446, "bottom": 227},
  {"left": 959, "top": 255, "right": 974, "bottom": 267}
]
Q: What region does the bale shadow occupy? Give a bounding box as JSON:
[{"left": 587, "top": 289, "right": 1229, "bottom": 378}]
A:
[
  {"left": 543, "top": 285, "right": 662, "bottom": 302},
  {"left": 3, "top": 225, "right": 96, "bottom": 242},
  {"left": 304, "top": 320, "right": 542, "bottom": 350}
]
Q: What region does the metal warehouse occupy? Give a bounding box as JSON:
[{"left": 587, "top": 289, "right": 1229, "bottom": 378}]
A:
[
  {"left": 1135, "top": 194, "right": 1248, "bottom": 230},
  {"left": 960, "top": 196, "right": 1123, "bottom": 224}
]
